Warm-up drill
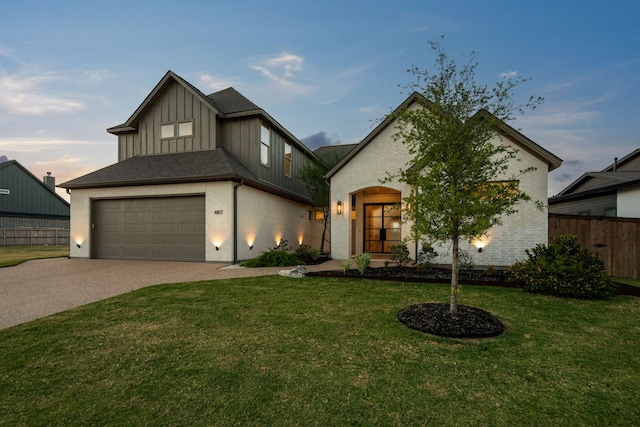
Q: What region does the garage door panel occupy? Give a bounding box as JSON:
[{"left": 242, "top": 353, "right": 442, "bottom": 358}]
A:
[{"left": 92, "top": 196, "right": 205, "bottom": 261}]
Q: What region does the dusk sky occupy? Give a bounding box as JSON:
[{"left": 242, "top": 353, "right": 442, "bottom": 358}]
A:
[{"left": 1, "top": 0, "right": 638, "bottom": 201}]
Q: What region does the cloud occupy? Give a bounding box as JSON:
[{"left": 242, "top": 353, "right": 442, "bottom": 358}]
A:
[
  {"left": 249, "top": 52, "right": 312, "bottom": 96},
  {"left": 301, "top": 131, "right": 342, "bottom": 149},
  {"left": 0, "top": 137, "right": 91, "bottom": 153},
  {"left": 199, "top": 74, "right": 241, "bottom": 92},
  {"left": 0, "top": 70, "right": 86, "bottom": 115},
  {"left": 500, "top": 71, "right": 518, "bottom": 78}
]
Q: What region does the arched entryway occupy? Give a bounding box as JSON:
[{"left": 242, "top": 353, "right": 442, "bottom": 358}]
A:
[{"left": 350, "top": 186, "right": 402, "bottom": 256}]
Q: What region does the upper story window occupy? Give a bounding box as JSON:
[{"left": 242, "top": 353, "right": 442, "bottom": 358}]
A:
[
  {"left": 260, "top": 123, "right": 270, "bottom": 166},
  {"left": 284, "top": 142, "right": 292, "bottom": 176},
  {"left": 160, "top": 121, "right": 193, "bottom": 139},
  {"left": 178, "top": 121, "right": 193, "bottom": 137},
  {"left": 161, "top": 124, "right": 174, "bottom": 139}
]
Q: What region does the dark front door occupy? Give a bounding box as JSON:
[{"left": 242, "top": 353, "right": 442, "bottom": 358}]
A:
[{"left": 364, "top": 204, "right": 401, "bottom": 253}]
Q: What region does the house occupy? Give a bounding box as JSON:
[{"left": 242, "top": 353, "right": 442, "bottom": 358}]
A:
[
  {"left": 60, "top": 71, "right": 323, "bottom": 262},
  {"left": 326, "top": 92, "right": 563, "bottom": 267},
  {"left": 548, "top": 148, "right": 640, "bottom": 218},
  {"left": 0, "top": 159, "right": 70, "bottom": 230}
]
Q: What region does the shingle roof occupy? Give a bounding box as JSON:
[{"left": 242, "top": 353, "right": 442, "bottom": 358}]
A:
[
  {"left": 549, "top": 171, "right": 640, "bottom": 203},
  {"left": 59, "top": 148, "right": 312, "bottom": 204},
  {"left": 60, "top": 148, "right": 258, "bottom": 188},
  {"left": 207, "top": 87, "right": 261, "bottom": 114}
]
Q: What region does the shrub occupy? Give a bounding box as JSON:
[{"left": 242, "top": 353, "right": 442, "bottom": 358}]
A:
[
  {"left": 295, "top": 244, "right": 321, "bottom": 264},
  {"left": 416, "top": 243, "right": 438, "bottom": 268},
  {"left": 390, "top": 243, "right": 411, "bottom": 266},
  {"left": 354, "top": 252, "right": 371, "bottom": 275},
  {"left": 507, "top": 234, "right": 615, "bottom": 299},
  {"left": 242, "top": 249, "right": 301, "bottom": 268},
  {"left": 340, "top": 259, "right": 352, "bottom": 273},
  {"left": 458, "top": 249, "right": 474, "bottom": 270}
]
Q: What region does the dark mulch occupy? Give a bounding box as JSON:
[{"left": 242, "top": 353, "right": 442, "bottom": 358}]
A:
[
  {"left": 398, "top": 303, "right": 505, "bottom": 338},
  {"left": 309, "top": 264, "right": 639, "bottom": 338},
  {"left": 307, "top": 265, "right": 640, "bottom": 296}
]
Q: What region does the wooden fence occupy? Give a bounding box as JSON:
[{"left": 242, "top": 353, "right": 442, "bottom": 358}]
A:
[
  {"left": 1, "top": 228, "right": 70, "bottom": 247},
  {"left": 548, "top": 213, "right": 640, "bottom": 279}
]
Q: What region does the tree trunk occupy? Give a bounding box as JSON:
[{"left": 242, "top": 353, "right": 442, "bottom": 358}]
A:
[
  {"left": 319, "top": 207, "right": 330, "bottom": 253},
  {"left": 450, "top": 237, "right": 459, "bottom": 317}
]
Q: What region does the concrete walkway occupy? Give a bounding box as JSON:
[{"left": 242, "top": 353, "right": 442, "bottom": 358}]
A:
[{"left": 0, "top": 258, "right": 345, "bottom": 330}]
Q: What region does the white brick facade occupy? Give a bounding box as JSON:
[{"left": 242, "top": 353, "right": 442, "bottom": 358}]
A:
[{"left": 330, "top": 107, "right": 552, "bottom": 267}]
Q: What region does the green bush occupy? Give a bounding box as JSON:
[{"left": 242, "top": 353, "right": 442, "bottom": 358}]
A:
[
  {"left": 507, "top": 234, "right": 616, "bottom": 299},
  {"left": 354, "top": 252, "right": 371, "bottom": 275},
  {"left": 416, "top": 243, "right": 438, "bottom": 268},
  {"left": 242, "top": 249, "right": 301, "bottom": 268},
  {"left": 340, "top": 259, "right": 352, "bottom": 273},
  {"left": 390, "top": 243, "right": 411, "bottom": 266},
  {"left": 295, "top": 244, "right": 321, "bottom": 264}
]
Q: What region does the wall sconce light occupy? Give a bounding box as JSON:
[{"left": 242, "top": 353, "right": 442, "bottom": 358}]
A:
[
  {"left": 337, "top": 201, "right": 343, "bottom": 215},
  {"left": 249, "top": 244, "right": 254, "bottom": 250},
  {"left": 76, "top": 243, "right": 81, "bottom": 249},
  {"left": 215, "top": 245, "right": 220, "bottom": 251},
  {"left": 473, "top": 239, "right": 486, "bottom": 253}
]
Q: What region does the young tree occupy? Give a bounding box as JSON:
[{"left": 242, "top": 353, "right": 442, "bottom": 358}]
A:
[
  {"left": 299, "top": 151, "right": 344, "bottom": 253},
  {"left": 391, "top": 38, "right": 543, "bottom": 316}
]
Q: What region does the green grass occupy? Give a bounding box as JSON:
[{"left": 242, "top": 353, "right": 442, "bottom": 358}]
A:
[
  {"left": 1, "top": 277, "right": 638, "bottom": 426},
  {"left": 0, "top": 245, "right": 69, "bottom": 267},
  {"left": 614, "top": 277, "right": 640, "bottom": 287}
]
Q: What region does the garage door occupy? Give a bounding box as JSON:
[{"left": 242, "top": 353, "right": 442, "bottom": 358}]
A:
[{"left": 91, "top": 196, "right": 205, "bottom": 261}]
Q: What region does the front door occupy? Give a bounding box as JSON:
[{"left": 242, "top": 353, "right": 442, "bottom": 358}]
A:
[{"left": 364, "top": 204, "right": 401, "bottom": 253}]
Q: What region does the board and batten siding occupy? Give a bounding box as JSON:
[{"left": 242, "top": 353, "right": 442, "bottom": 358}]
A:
[
  {"left": 218, "top": 117, "right": 313, "bottom": 198},
  {"left": 118, "top": 81, "right": 218, "bottom": 161}
]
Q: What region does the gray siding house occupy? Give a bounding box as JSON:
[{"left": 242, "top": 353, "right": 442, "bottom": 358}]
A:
[
  {"left": 0, "top": 159, "right": 70, "bottom": 229},
  {"left": 61, "top": 71, "right": 322, "bottom": 262},
  {"left": 549, "top": 148, "right": 640, "bottom": 218}
]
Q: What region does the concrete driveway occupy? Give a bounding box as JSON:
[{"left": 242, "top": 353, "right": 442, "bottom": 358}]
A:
[{"left": 0, "top": 258, "right": 342, "bottom": 330}]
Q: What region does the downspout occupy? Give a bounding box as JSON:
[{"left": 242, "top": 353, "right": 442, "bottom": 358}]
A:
[{"left": 233, "top": 179, "right": 244, "bottom": 264}]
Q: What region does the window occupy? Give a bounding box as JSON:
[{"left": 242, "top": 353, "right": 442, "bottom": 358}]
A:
[
  {"left": 260, "top": 123, "right": 270, "bottom": 166},
  {"left": 178, "top": 121, "right": 193, "bottom": 137},
  {"left": 309, "top": 210, "right": 325, "bottom": 221},
  {"left": 284, "top": 142, "right": 292, "bottom": 176},
  {"left": 604, "top": 207, "right": 617, "bottom": 217},
  {"left": 160, "top": 124, "right": 174, "bottom": 139},
  {"left": 161, "top": 121, "right": 193, "bottom": 139}
]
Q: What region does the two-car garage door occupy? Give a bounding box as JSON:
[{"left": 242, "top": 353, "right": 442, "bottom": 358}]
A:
[{"left": 91, "top": 196, "right": 205, "bottom": 261}]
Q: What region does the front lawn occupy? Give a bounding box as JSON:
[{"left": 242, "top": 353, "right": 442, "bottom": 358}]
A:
[
  {"left": 0, "top": 245, "right": 69, "bottom": 267},
  {"left": 1, "top": 277, "right": 638, "bottom": 426}
]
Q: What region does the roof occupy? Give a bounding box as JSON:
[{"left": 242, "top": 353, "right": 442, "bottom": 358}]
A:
[
  {"left": 325, "top": 92, "right": 562, "bottom": 180},
  {"left": 0, "top": 159, "right": 70, "bottom": 216},
  {"left": 207, "top": 87, "right": 261, "bottom": 114},
  {"left": 59, "top": 148, "right": 312, "bottom": 205},
  {"left": 106, "top": 71, "right": 317, "bottom": 160},
  {"left": 549, "top": 148, "right": 640, "bottom": 203}
]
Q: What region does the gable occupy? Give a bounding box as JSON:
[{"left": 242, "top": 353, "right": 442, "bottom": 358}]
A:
[
  {"left": 326, "top": 92, "right": 562, "bottom": 180},
  {"left": 0, "top": 161, "right": 70, "bottom": 218}
]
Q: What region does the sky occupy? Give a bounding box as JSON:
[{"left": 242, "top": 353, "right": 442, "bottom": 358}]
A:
[{"left": 0, "top": 0, "right": 638, "bottom": 201}]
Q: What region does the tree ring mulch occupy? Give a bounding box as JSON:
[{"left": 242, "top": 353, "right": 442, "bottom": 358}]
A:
[{"left": 398, "top": 303, "right": 505, "bottom": 338}]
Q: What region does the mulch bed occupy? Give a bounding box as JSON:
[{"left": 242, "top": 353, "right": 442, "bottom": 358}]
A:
[
  {"left": 398, "top": 303, "right": 505, "bottom": 338},
  {"left": 308, "top": 264, "right": 639, "bottom": 338}
]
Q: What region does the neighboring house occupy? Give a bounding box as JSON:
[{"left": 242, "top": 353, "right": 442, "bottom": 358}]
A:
[
  {"left": 326, "top": 92, "right": 563, "bottom": 267},
  {"left": 60, "top": 71, "right": 322, "bottom": 262},
  {"left": 0, "top": 159, "right": 70, "bottom": 229},
  {"left": 548, "top": 148, "right": 640, "bottom": 218}
]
